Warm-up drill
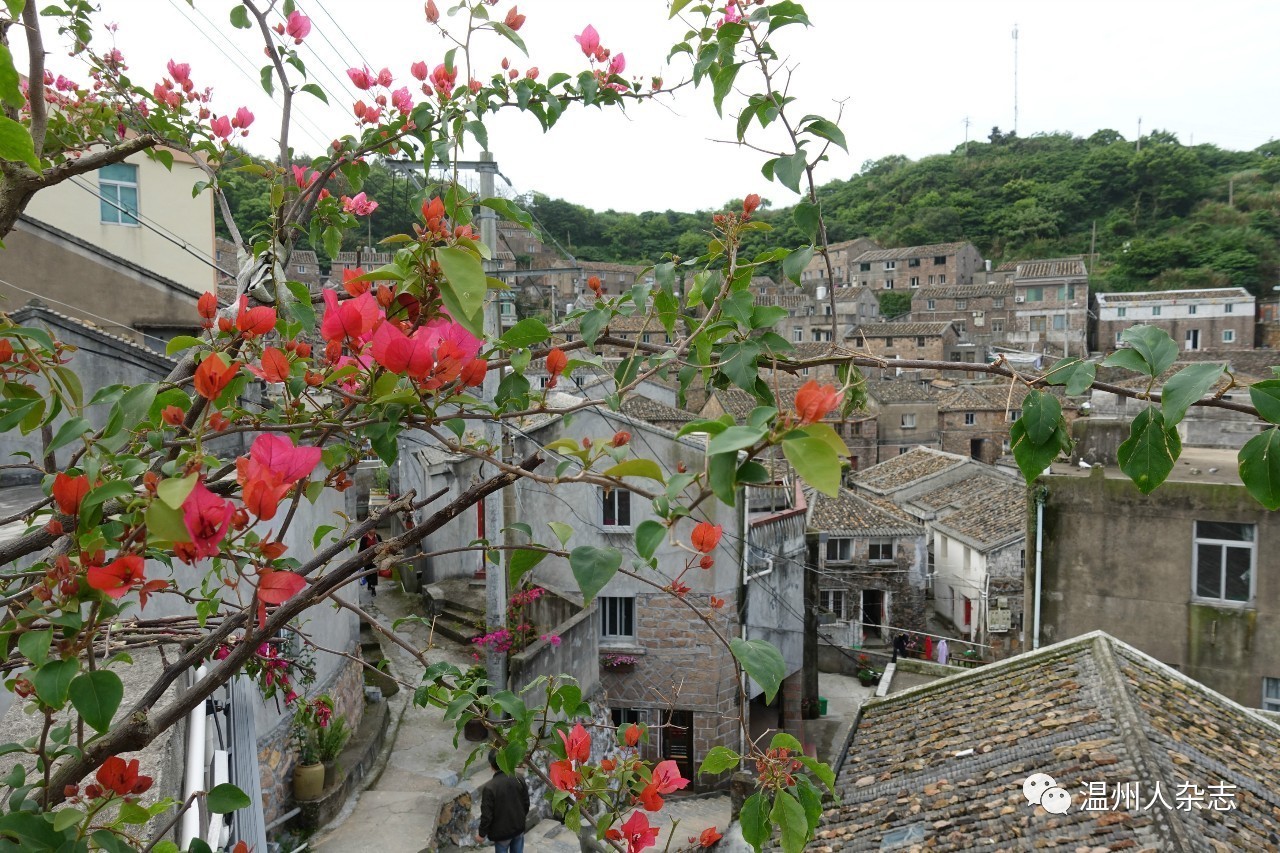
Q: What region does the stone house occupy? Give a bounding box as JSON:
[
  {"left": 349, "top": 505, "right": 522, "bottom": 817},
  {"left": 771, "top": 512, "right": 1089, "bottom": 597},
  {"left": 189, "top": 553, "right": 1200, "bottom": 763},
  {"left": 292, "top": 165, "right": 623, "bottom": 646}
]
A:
[
  {"left": 328, "top": 248, "right": 394, "bottom": 283},
  {"left": 850, "top": 446, "right": 974, "bottom": 504},
  {"left": 1032, "top": 446, "right": 1280, "bottom": 711},
  {"left": 286, "top": 249, "right": 325, "bottom": 293},
  {"left": 911, "top": 281, "right": 1014, "bottom": 351},
  {"left": 798, "top": 236, "right": 881, "bottom": 288},
  {"left": 847, "top": 321, "right": 968, "bottom": 379},
  {"left": 820, "top": 631, "right": 1280, "bottom": 850},
  {"left": 937, "top": 383, "right": 1075, "bottom": 464},
  {"left": 807, "top": 488, "right": 928, "bottom": 649},
  {"left": 1095, "top": 287, "right": 1255, "bottom": 353},
  {"left": 846, "top": 241, "right": 984, "bottom": 291},
  {"left": 1009, "top": 256, "right": 1090, "bottom": 358},
  {"left": 864, "top": 377, "right": 940, "bottom": 463},
  {"left": 1257, "top": 295, "right": 1280, "bottom": 348}
]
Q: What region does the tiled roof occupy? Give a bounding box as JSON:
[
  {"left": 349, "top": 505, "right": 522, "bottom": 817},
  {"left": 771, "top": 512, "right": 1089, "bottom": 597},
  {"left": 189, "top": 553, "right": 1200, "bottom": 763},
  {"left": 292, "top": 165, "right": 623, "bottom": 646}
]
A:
[
  {"left": 850, "top": 242, "right": 973, "bottom": 263},
  {"left": 563, "top": 313, "right": 666, "bottom": 335},
  {"left": 1096, "top": 287, "right": 1254, "bottom": 304},
  {"left": 11, "top": 303, "right": 178, "bottom": 369},
  {"left": 577, "top": 261, "right": 648, "bottom": 274},
  {"left": 754, "top": 293, "right": 810, "bottom": 309},
  {"left": 709, "top": 384, "right": 808, "bottom": 421},
  {"left": 819, "top": 632, "right": 1280, "bottom": 851},
  {"left": 291, "top": 250, "right": 319, "bottom": 266},
  {"left": 1015, "top": 256, "right": 1088, "bottom": 280},
  {"left": 912, "top": 283, "right": 1013, "bottom": 300},
  {"left": 832, "top": 287, "right": 876, "bottom": 303},
  {"left": 937, "top": 384, "right": 1030, "bottom": 412},
  {"left": 788, "top": 342, "right": 859, "bottom": 362},
  {"left": 333, "top": 250, "right": 394, "bottom": 265},
  {"left": 915, "top": 473, "right": 1025, "bottom": 547},
  {"left": 852, "top": 447, "right": 967, "bottom": 494},
  {"left": 808, "top": 488, "right": 922, "bottom": 537},
  {"left": 618, "top": 394, "right": 694, "bottom": 426},
  {"left": 848, "top": 321, "right": 954, "bottom": 339},
  {"left": 864, "top": 378, "right": 937, "bottom": 404}
]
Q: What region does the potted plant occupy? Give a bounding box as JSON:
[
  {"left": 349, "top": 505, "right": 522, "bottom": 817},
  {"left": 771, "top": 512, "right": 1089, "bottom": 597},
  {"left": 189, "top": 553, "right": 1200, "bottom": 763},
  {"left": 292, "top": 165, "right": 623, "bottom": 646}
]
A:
[
  {"left": 291, "top": 695, "right": 333, "bottom": 801},
  {"left": 368, "top": 465, "right": 390, "bottom": 510},
  {"left": 855, "top": 654, "right": 880, "bottom": 688},
  {"left": 316, "top": 714, "right": 352, "bottom": 789},
  {"left": 600, "top": 653, "right": 638, "bottom": 673}
]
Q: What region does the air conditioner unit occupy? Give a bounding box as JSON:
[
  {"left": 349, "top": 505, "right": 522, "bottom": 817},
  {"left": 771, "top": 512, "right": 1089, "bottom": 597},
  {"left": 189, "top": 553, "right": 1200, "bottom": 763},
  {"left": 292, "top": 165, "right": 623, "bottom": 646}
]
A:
[{"left": 1014, "top": 296, "right": 1025, "bottom": 303}]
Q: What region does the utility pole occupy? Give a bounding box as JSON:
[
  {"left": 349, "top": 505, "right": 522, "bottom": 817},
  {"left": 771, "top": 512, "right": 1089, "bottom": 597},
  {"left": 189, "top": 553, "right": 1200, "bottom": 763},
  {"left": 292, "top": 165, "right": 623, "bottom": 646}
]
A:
[
  {"left": 1136, "top": 117, "right": 1142, "bottom": 152},
  {"left": 477, "top": 151, "right": 509, "bottom": 693},
  {"left": 1011, "top": 24, "right": 1019, "bottom": 135},
  {"left": 963, "top": 116, "right": 971, "bottom": 155}
]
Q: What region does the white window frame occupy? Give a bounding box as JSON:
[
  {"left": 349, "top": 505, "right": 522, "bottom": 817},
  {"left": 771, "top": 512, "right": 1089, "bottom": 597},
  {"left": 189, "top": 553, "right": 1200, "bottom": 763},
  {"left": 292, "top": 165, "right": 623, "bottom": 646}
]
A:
[
  {"left": 926, "top": 299, "right": 936, "bottom": 310},
  {"left": 938, "top": 274, "right": 946, "bottom": 284},
  {"left": 868, "top": 539, "right": 894, "bottom": 564},
  {"left": 601, "top": 488, "right": 633, "bottom": 530},
  {"left": 819, "top": 588, "right": 849, "bottom": 620},
  {"left": 1117, "top": 307, "right": 1127, "bottom": 318},
  {"left": 964, "top": 412, "right": 976, "bottom": 426},
  {"left": 1192, "top": 521, "right": 1256, "bottom": 605},
  {"left": 901, "top": 413, "right": 916, "bottom": 429},
  {"left": 793, "top": 327, "right": 803, "bottom": 342},
  {"left": 1225, "top": 303, "right": 1234, "bottom": 314},
  {"left": 1189, "top": 304, "right": 1198, "bottom": 315},
  {"left": 1153, "top": 306, "right": 1162, "bottom": 316},
  {"left": 955, "top": 299, "right": 967, "bottom": 310},
  {"left": 883, "top": 261, "right": 896, "bottom": 271},
  {"left": 884, "top": 279, "right": 894, "bottom": 290},
  {"left": 1223, "top": 329, "right": 1236, "bottom": 343},
  {"left": 825, "top": 538, "right": 852, "bottom": 563},
  {"left": 600, "top": 596, "right": 636, "bottom": 640},
  {"left": 99, "top": 163, "right": 140, "bottom": 226},
  {"left": 1264, "top": 677, "right": 1280, "bottom": 713}
]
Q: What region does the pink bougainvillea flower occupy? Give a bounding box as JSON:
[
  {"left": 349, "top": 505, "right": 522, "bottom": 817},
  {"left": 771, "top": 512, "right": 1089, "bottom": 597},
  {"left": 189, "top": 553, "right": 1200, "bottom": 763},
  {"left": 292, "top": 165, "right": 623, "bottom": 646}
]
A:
[
  {"left": 608, "top": 811, "right": 659, "bottom": 853},
  {"left": 370, "top": 321, "right": 434, "bottom": 380},
  {"left": 285, "top": 10, "right": 310, "bottom": 42},
  {"left": 341, "top": 192, "right": 378, "bottom": 216},
  {"left": 574, "top": 25, "right": 600, "bottom": 58},
  {"left": 247, "top": 433, "right": 322, "bottom": 485},
  {"left": 430, "top": 63, "right": 456, "bottom": 96},
  {"left": 181, "top": 480, "right": 234, "bottom": 561},
  {"left": 210, "top": 115, "right": 232, "bottom": 139},
  {"left": 410, "top": 60, "right": 428, "bottom": 81},
  {"left": 87, "top": 555, "right": 148, "bottom": 600},
  {"left": 291, "top": 164, "right": 317, "bottom": 189},
  {"left": 558, "top": 723, "right": 591, "bottom": 763},
  {"left": 320, "top": 288, "right": 381, "bottom": 345},
  {"left": 650, "top": 759, "right": 689, "bottom": 795},
  {"left": 391, "top": 86, "right": 413, "bottom": 113},
  {"left": 166, "top": 60, "right": 191, "bottom": 86},
  {"left": 347, "top": 67, "right": 372, "bottom": 89},
  {"left": 608, "top": 53, "right": 626, "bottom": 76},
  {"left": 231, "top": 106, "right": 254, "bottom": 129}
]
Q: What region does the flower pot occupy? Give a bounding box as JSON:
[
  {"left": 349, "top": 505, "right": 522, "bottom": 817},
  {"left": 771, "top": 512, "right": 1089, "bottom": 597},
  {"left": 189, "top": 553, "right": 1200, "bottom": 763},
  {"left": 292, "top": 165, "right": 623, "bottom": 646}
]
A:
[
  {"left": 368, "top": 489, "right": 390, "bottom": 510},
  {"left": 323, "top": 760, "right": 339, "bottom": 790},
  {"left": 604, "top": 663, "right": 634, "bottom": 674},
  {"left": 293, "top": 761, "right": 325, "bottom": 801}
]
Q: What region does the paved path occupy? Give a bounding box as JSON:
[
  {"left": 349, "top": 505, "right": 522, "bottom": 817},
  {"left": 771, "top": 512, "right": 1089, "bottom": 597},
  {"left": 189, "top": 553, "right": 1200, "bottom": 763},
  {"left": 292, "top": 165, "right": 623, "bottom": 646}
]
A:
[{"left": 519, "top": 794, "right": 731, "bottom": 852}]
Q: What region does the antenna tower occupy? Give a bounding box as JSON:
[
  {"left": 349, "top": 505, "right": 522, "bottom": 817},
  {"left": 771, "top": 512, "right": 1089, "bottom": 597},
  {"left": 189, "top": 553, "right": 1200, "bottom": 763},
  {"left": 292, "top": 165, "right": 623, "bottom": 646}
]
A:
[{"left": 1012, "top": 24, "right": 1019, "bottom": 135}]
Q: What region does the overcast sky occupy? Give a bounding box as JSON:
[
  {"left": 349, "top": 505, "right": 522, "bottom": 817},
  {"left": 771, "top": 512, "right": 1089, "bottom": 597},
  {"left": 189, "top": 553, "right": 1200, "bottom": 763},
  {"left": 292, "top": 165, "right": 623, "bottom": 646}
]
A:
[{"left": 39, "top": 1, "right": 1280, "bottom": 213}]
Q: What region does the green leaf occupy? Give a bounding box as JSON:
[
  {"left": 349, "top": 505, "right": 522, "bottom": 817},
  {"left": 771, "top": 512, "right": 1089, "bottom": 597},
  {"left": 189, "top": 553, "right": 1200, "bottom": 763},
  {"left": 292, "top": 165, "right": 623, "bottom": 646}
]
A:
[
  {"left": 1120, "top": 325, "right": 1179, "bottom": 378},
  {"left": 156, "top": 473, "right": 197, "bottom": 509},
  {"left": 799, "top": 422, "right": 850, "bottom": 458},
  {"left": 0, "top": 812, "right": 67, "bottom": 849},
  {"left": 33, "top": 658, "right": 79, "bottom": 709},
  {"left": 740, "top": 792, "right": 770, "bottom": 852},
  {"left": 797, "top": 754, "right": 836, "bottom": 792},
  {"left": 710, "top": 61, "right": 741, "bottom": 117},
  {"left": 771, "top": 790, "right": 810, "bottom": 853},
  {"left": 669, "top": 0, "right": 696, "bottom": 17},
  {"left": 1117, "top": 406, "right": 1181, "bottom": 493},
  {"left": 1102, "top": 347, "right": 1150, "bottom": 375},
  {"left": 801, "top": 115, "right": 847, "bottom": 151},
  {"left": 80, "top": 481, "right": 135, "bottom": 516},
  {"left": 698, "top": 745, "right": 740, "bottom": 776},
  {"left": 507, "top": 548, "right": 547, "bottom": 588},
  {"left": 1043, "top": 357, "right": 1096, "bottom": 396},
  {"left": 634, "top": 519, "right": 665, "bottom": 560},
  {"left": 781, "top": 245, "right": 814, "bottom": 286},
  {"left": 1239, "top": 428, "right": 1280, "bottom": 510},
  {"left": 0, "top": 44, "right": 22, "bottom": 108},
  {"left": 117, "top": 801, "right": 150, "bottom": 825},
  {"left": 792, "top": 203, "right": 820, "bottom": 241},
  {"left": 548, "top": 521, "right": 572, "bottom": 546},
  {"left": 1160, "top": 362, "right": 1224, "bottom": 427},
  {"left": 569, "top": 546, "right": 621, "bottom": 602},
  {"left": 1009, "top": 419, "right": 1067, "bottom": 483},
  {"left": 768, "top": 732, "right": 803, "bottom": 753},
  {"left": 709, "top": 452, "right": 737, "bottom": 507},
  {"left": 783, "top": 436, "right": 840, "bottom": 497},
  {"left": 68, "top": 671, "right": 123, "bottom": 733},
  {"left": 1020, "top": 389, "right": 1062, "bottom": 446},
  {"left": 165, "top": 335, "right": 204, "bottom": 356},
  {"left": 18, "top": 629, "right": 52, "bottom": 667},
  {"left": 47, "top": 417, "right": 90, "bottom": 454},
  {"left": 773, "top": 149, "right": 807, "bottom": 194},
  {"left": 499, "top": 318, "right": 550, "bottom": 349},
  {"left": 51, "top": 808, "right": 83, "bottom": 833},
  {"left": 299, "top": 82, "right": 328, "bottom": 104},
  {"left": 0, "top": 115, "right": 38, "bottom": 169},
  {"left": 602, "top": 459, "right": 664, "bottom": 483},
  {"left": 206, "top": 783, "right": 251, "bottom": 814},
  {"left": 707, "top": 425, "right": 766, "bottom": 457},
  {"left": 145, "top": 500, "right": 191, "bottom": 543},
  {"left": 492, "top": 21, "right": 528, "bottom": 55},
  {"left": 229, "top": 5, "right": 251, "bottom": 28},
  {"left": 1249, "top": 379, "right": 1280, "bottom": 425},
  {"left": 730, "top": 638, "right": 786, "bottom": 703},
  {"left": 259, "top": 64, "right": 274, "bottom": 96},
  {"left": 435, "top": 246, "right": 486, "bottom": 337}
]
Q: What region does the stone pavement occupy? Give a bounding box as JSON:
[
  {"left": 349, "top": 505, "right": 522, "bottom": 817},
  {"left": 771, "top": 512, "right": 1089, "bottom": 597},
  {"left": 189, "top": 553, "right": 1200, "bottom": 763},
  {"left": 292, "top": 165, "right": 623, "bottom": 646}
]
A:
[
  {"left": 310, "top": 586, "right": 485, "bottom": 853},
  {"left": 520, "top": 794, "right": 731, "bottom": 852}
]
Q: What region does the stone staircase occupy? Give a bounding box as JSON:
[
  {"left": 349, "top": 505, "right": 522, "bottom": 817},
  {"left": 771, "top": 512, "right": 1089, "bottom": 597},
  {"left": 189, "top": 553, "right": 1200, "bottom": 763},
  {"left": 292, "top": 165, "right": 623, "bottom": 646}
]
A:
[{"left": 423, "top": 578, "right": 488, "bottom": 648}]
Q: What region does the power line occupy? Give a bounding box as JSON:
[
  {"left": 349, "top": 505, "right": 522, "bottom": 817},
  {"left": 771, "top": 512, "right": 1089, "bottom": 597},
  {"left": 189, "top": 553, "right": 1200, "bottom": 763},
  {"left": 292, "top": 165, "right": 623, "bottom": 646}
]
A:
[
  {"left": 290, "top": 0, "right": 366, "bottom": 105},
  {"left": 310, "top": 0, "right": 374, "bottom": 71},
  {"left": 0, "top": 275, "right": 176, "bottom": 349}
]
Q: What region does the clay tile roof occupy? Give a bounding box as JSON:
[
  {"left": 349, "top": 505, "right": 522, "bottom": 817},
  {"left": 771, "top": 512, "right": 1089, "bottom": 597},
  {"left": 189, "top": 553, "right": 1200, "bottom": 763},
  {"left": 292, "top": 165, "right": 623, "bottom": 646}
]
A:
[
  {"left": 864, "top": 378, "right": 937, "bottom": 404},
  {"left": 754, "top": 292, "right": 810, "bottom": 309},
  {"left": 916, "top": 474, "right": 1026, "bottom": 547},
  {"left": 578, "top": 261, "right": 649, "bottom": 274},
  {"left": 1096, "top": 287, "right": 1254, "bottom": 304},
  {"left": 11, "top": 303, "right": 178, "bottom": 369},
  {"left": 290, "top": 250, "right": 319, "bottom": 266},
  {"left": 851, "top": 242, "right": 972, "bottom": 263},
  {"left": 913, "top": 283, "right": 1013, "bottom": 300},
  {"left": 618, "top": 394, "right": 694, "bottom": 426},
  {"left": 848, "top": 321, "right": 955, "bottom": 339},
  {"left": 819, "top": 632, "right": 1280, "bottom": 851},
  {"left": 808, "top": 488, "right": 922, "bottom": 537},
  {"left": 1015, "top": 256, "right": 1088, "bottom": 279},
  {"left": 852, "top": 446, "right": 967, "bottom": 493}
]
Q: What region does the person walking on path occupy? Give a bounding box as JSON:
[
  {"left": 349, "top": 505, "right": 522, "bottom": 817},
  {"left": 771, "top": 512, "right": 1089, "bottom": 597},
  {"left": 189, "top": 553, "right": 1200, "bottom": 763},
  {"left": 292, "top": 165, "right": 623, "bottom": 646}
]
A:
[
  {"left": 891, "top": 633, "right": 908, "bottom": 662},
  {"left": 477, "top": 750, "right": 529, "bottom": 853}
]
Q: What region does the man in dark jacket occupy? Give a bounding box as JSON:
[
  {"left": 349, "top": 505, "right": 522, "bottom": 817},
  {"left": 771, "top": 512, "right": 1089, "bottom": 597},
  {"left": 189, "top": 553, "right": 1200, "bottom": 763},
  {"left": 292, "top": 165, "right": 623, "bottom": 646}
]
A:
[{"left": 476, "top": 750, "right": 529, "bottom": 852}]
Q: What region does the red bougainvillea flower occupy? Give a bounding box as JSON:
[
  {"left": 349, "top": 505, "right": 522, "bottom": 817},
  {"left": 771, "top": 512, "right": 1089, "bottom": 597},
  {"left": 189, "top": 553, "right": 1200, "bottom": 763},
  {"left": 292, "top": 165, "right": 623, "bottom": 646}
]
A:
[
  {"left": 611, "top": 431, "right": 631, "bottom": 447},
  {"left": 347, "top": 67, "right": 372, "bottom": 89},
  {"left": 460, "top": 357, "right": 487, "bottom": 387},
  {"left": 638, "top": 782, "right": 664, "bottom": 812},
  {"left": 421, "top": 196, "right": 446, "bottom": 232},
  {"left": 504, "top": 5, "right": 525, "bottom": 30},
  {"left": 197, "top": 291, "right": 218, "bottom": 322},
  {"left": 87, "top": 555, "right": 148, "bottom": 600},
  {"left": 546, "top": 347, "right": 568, "bottom": 387},
  {"left": 0, "top": 339, "right": 12, "bottom": 362},
  {"left": 193, "top": 355, "right": 240, "bottom": 400},
  {"left": 257, "top": 569, "right": 306, "bottom": 605},
  {"left": 574, "top": 25, "right": 600, "bottom": 58},
  {"left": 430, "top": 63, "right": 456, "bottom": 96},
  {"left": 342, "top": 267, "right": 370, "bottom": 297},
  {"left": 181, "top": 481, "right": 234, "bottom": 561},
  {"left": 210, "top": 115, "right": 232, "bottom": 139},
  {"left": 161, "top": 405, "right": 184, "bottom": 426},
  {"left": 794, "top": 379, "right": 843, "bottom": 425},
  {"left": 247, "top": 347, "right": 291, "bottom": 384},
  {"left": 422, "top": 320, "right": 482, "bottom": 388},
  {"left": 370, "top": 322, "right": 434, "bottom": 380},
  {"left": 410, "top": 60, "right": 428, "bottom": 81},
  {"left": 236, "top": 434, "right": 322, "bottom": 520},
  {"left": 548, "top": 759, "right": 580, "bottom": 793},
  {"left": 558, "top": 723, "right": 590, "bottom": 763},
  {"left": 607, "top": 811, "right": 659, "bottom": 853},
  {"left": 321, "top": 289, "right": 380, "bottom": 345},
  {"left": 52, "top": 472, "right": 90, "bottom": 515},
  {"left": 425, "top": 0, "right": 440, "bottom": 23},
  {"left": 690, "top": 520, "right": 722, "bottom": 553},
  {"left": 742, "top": 193, "right": 761, "bottom": 217},
  {"left": 285, "top": 10, "right": 310, "bottom": 42},
  {"left": 651, "top": 759, "right": 689, "bottom": 795},
  {"left": 624, "top": 723, "right": 641, "bottom": 747},
  {"left": 96, "top": 756, "right": 153, "bottom": 797},
  {"left": 234, "top": 296, "right": 276, "bottom": 338},
  {"left": 710, "top": 595, "right": 726, "bottom": 609},
  {"left": 696, "top": 827, "right": 723, "bottom": 848}
]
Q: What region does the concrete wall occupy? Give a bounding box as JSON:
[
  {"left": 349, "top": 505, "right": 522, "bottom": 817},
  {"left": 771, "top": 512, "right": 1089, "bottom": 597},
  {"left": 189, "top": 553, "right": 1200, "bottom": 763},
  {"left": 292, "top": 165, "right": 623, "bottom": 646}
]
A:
[
  {"left": 1029, "top": 467, "right": 1280, "bottom": 710},
  {"left": 24, "top": 151, "right": 216, "bottom": 292},
  {"left": 509, "top": 587, "right": 600, "bottom": 698}
]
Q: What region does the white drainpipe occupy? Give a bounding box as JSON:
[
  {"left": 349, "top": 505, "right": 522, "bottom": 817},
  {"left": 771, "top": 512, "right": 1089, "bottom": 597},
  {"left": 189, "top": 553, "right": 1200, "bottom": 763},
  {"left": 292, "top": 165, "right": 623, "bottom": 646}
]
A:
[
  {"left": 180, "top": 665, "right": 208, "bottom": 848},
  {"left": 1032, "top": 491, "right": 1046, "bottom": 650}
]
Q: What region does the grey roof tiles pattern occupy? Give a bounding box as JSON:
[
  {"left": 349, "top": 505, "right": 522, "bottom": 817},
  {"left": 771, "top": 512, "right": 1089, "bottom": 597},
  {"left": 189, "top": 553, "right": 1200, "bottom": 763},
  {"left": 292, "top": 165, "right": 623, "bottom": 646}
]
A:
[
  {"left": 851, "top": 447, "right": 968, "bottom": 494},
  {"left": 808, "top": 488, "right": 922, "bottom": 537},
  {"left": 915, "top": 474, "right": 1026, "bottom": 547},
  {"left": 850, "top": 242, "right": 973, "bottom": 263},
  {"left": 1015, "top": 256, "right": 1088, "bottom": 280},
  {"left": 1096, "top": 287, "right": 1253, "bottom": 304},
  {"left": 849, "top": 322, "right": 955, "bottom": 339}
]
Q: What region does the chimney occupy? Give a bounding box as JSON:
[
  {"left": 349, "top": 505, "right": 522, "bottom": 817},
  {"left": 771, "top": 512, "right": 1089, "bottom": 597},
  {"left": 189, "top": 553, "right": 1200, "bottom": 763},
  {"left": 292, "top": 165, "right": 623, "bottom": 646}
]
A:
[{"left": 985, "top": 259, "right": 992, "bottom": 272}]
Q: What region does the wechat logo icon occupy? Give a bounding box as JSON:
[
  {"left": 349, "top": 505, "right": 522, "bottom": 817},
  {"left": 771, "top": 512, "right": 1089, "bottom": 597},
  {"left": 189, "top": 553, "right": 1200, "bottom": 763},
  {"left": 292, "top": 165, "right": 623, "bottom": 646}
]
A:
[{"left": 1023, "top": 773, "right": 1071, "bottom": 815}]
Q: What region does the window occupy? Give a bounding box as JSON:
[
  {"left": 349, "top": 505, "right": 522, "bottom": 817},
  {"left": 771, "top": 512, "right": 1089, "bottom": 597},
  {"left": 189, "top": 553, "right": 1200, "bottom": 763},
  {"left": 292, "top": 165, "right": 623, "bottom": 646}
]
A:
[
  {"left": 826, "top": 538, "right": 852, "bottom": 562},
  {"left": 885, "top": 337, "right": 894, "bottom": 347},
  {"left": 823, "top": 304, "right": 832, "bottom": 316},
  {"left": 898, "top": 446, "right": 909, "bottom": 455},
  {"left": 993, "top": 298, "right": 1005, "bottom": 309},
  {"left": 884, "top": 261, "right": 896, "bottom": 270},
  {"left": 954, "top": 320, "right": 966, "bottom": 333},
  {"left": 1010, "top": 409, "right": 1021, "bottom": 419},
  {"left": 1225, "top": 303, "right": 1234, "bottom": 314},
  {"left": 868, "top": 539, "right": 894, "bottom": 563},
  {"left": 938, "top": 274, "right": 946, "bottom": 284},
  {"left": 910, "top": 277, "right": 920, "bottom": 288},
  {"left": 964, "top": 412, "right": 976, "bottom": 426},
  {"left": 793, "top": 327, "right": 803, "bottom": 342},
  {"left": 901, "top": 413, "right": 916, "bottom": 429},
  {"left": 1020, "top": 549, "right": 1026, "bottom": 570},
  {"left": 1030, "top": 316, "right": 1047, "bottom": 332},
  {"left": 602, "top": 488, "right": 632, "bottom": 528},
  {"left": 642, "top": 333, "right": 651, "bottom": 344},
  {"left": 860, "top": 262, "right": 871, "bottom": 272},
  {"left": 916, "top": 336, "right": 926, "bottom": 347},
  {"left": 1153, "top": 306, "right": 1162, "bottom": 316},
  {"left": 1189, "top": 305, "right": 1198, "bottom": 315},
  {"left": 819, "top": 589, "right": 848, "bottom": 619},
  {"left": 1224, "top": 329, "right": 1236, "bottom": 344},
  {"left": 612, "top": 708, "right": 645, "bottom": 726},
  {"left": 884, "top": 279, "right": 894, "bottom": 289},
  {"left": 908, "top": 258, "right": 921, "bottom": 268},
  {"left": 99, "top": 163, "right": 139, "bottom": 225},
  {"left": 1053, "top": 314, "right": 1067, "bottom": 331},
  {"left": 1265, "top": 678, "right": 1280, "bottom": 713},
  {"left": 928, "top": 275, "right": 935, "bottom": 285},
  {"left": 956, "top": 299, "right": 967, "bottom": 310},
  {"left": 600, "top": 596, "right": 635, "bottom": 639},
  {"left": 992, "top": 320, "right": 1004, "bottom": 333},
  {"left": 1115, "top": 331, "right": 1124, "bottom": 346},
  {"left": 934, "top": 256, "right": 946, "bottom": 265},
  {"left": 296, "top": 264, "right": 308, "bottom": 274},
  {"left": 1193, "top": 521, "right": 1255, "bottom": 603},
  {"left": 1117, "top": 307, "right": 1127, "bottom": 318},
  {"left": 1025, "top": 286, "right": 1043, "bottom": 302},
  {"left": 926, "top": 299, "right": 936, "bottom": 310}
]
